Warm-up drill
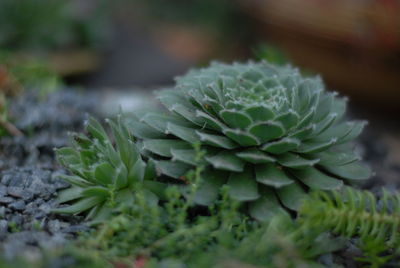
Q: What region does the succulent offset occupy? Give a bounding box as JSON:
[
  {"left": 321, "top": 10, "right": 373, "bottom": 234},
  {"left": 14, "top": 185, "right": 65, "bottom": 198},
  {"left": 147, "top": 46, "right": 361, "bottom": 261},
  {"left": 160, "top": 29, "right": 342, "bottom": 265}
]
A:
[
  {"left": 54, "top": 117, "right": 163, "bottom": 221},
  {"left": 127, "top": 61, "right": 372, "bottom": 221}
]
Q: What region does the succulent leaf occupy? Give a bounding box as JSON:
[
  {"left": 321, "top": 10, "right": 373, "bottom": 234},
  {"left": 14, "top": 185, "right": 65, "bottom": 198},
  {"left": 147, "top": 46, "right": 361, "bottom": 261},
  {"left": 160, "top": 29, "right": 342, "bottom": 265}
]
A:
[
  {"left": 54, "top": 117, "right": 163, "bottom": 221},
  {"left": 127, "top": 61, "right": 371, "bottom": 220}
]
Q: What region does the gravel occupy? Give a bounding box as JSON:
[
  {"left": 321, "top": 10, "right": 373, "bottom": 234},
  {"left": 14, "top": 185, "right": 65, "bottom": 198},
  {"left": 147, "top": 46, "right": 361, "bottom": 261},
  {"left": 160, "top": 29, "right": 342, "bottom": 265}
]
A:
[{"left": 0, "top": 89, "right": 100, "bottom": 260}]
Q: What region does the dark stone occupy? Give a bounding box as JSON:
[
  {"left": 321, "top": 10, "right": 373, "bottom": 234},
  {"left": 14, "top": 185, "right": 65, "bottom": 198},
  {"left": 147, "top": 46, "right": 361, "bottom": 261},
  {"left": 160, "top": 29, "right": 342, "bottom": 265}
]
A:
[
  {"left": 0, "top": 220, "right": 8, "bottom": 235},
  {"left": 0, "top": 197, "right": 14, "bottom": 204},
  {"left": 0, "top": 207, "right": 5, "bottom": 218},
  {"left": 7, "top": 187, "right": 26, "bottom": 199},
  {"left": 9, "top": 200, "right": 26, "bottom": 211},
  {"left": 0, "top": 185, "right": 7, "bottom": 197},
  {"left": 48, "top": 220, "right": 61, "bottom": 234}
]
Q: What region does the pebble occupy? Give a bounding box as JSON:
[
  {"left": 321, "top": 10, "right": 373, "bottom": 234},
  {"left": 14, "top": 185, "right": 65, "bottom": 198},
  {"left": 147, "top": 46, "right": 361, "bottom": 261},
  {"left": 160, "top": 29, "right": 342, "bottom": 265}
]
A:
[
  {"left": 9, "top": 201, "right": 26, "bottom": 211},
  {"left": 0, "top": 89, "right": 98, "bottom": 261},
  {"left": 0, "top": 197, "right": 14, "bottom": 204}
]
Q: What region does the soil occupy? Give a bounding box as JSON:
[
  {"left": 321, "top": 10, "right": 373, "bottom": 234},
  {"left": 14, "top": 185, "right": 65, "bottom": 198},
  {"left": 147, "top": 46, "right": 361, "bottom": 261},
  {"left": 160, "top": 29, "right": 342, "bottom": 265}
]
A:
[{"left": 0, "top": 88, "right": 399, "bottom": 267}]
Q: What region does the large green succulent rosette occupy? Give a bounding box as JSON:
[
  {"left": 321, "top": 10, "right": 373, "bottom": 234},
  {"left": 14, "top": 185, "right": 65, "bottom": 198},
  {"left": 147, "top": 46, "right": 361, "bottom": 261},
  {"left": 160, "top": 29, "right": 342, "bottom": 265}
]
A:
[{"left": 127, "top": 61, "right": 371, "bottom": 221}]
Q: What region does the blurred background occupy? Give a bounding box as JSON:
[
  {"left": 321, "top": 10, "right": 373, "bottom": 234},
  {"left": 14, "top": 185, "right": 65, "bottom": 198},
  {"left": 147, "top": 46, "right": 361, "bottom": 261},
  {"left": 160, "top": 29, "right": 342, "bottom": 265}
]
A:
[{"left": 0, "top": 0, "right": 399, "bottom": 109}]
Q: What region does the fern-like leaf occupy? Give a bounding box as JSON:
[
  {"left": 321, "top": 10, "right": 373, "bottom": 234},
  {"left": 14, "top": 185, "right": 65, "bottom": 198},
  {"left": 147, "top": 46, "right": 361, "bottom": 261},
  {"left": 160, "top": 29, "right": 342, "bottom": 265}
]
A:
[{"left": 300, "top": 187, "right": 400, "bottom": 267}]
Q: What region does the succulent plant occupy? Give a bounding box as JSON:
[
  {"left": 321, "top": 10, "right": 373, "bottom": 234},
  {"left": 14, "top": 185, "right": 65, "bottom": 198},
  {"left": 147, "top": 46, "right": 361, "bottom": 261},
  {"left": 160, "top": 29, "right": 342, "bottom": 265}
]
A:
[
  {"left": 127, "top": 61, "right": 372, "bottom": 221},
  {"left": 54, "top": 116, "right": 163, "bottom": 221}
]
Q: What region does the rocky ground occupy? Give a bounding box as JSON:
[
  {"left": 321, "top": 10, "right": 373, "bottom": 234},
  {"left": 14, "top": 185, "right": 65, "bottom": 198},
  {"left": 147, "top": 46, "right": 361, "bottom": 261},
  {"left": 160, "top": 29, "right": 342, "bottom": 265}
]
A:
[
  {"left": 0, "top": 89, "right": 99, "bottom": 260},
  {"left": 0, "top": 88, "right": 399, "bottom": 267}
]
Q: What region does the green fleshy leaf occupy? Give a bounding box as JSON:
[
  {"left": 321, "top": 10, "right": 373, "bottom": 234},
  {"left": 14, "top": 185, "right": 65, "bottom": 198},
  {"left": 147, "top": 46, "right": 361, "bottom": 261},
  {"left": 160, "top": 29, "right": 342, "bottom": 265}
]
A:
[
  {"left": 71, "top": 133, "right": 92, "bottom": 150},
  {"left": 220, "top": 109, "right": 252, "bottom": 129},
  {"left": 312, "top": 113, "right": 337, "bottom": 136},
  {"left": 227, "top": 168, "right": 260, "bottom": 201},
  {"left": 224, "top": 128, "right": 260, "bottom": 146},
  {"left": 88, "top": 205, "right": 113, "bottom": 224},
  {"left": 314, "top": 151, "right": 360, "bottom": 166},
  {"left": 193, "top": 170, "right": 227, "bottom": 206},
  {"left": 292, "top": 167, "right": 343, "bottom": 190},
  {"left": 154, "top": 160, "right": 191, "bottom": 179},
  {"left": 128, "top": 158, "right": 146, "bottom": 185},
  {"left": 81, "top": 186, "right": 110, "bottom": 199},
  {"left": 142, "top": 189, "right": 159, "bottom": 207},
  {"left": 107, "top": 118, "right": 135, "bottom": 169},
  {"left": 296, "top": 108, "right": 316, "bottom": 129},
  {"left": 143, "top": 181, "right": 167, "bottom": 200},
  {"left": 331, "top": 97, "right": 348, "bottom": 123},
  {"left": 157, "top": 88, "right": 195, "bottom": 115},
  {"left": 141, "top": 113, "right": 193, "bottom": 133},
  {"left": 85, "top": 117, "right": 108, "bottom": 142},
  {"left": 249, "top": 189, "right": 287, "bottom": 221},
  {"left": 248, "top": 121, "right": 285, "bottom": 143},
  {"left": 337, "top": 121, "right": 367, "bottom": 144},
  {"left": 244, "top": 105, "right": 275, "bottom": 122},
  {"left": 296, "top": 138, "right": 337, "bottom": 154},
  {"left": 277, "top": 153, "right": 320, "bottom": 169},
  {"left": 196, "top": 110, "right": 227, "bottom": 131},
  {"left": 205, "top": 152, "right": 245, "bottom": 172},
  {"left": 125, "top": 116, "right": 166, "bottom": 139},
  {"left": 171, "top": 149, "right": 206, "bottom": 166},
  {"left": 170, "top": 103, "right": 205, "bottom": 125},
  {"left": 314, "top": 93, "right": 334, "bottom": 122},
  {"left": 261, "top": 138, "right": 300, "bottom": 154},
  {"left": 196, "top": 130, "right": 238, "bottom": 149},
  {"left": 52, "top": 196, "right": 104, "bottom": 215},
  {"left": 275, "top": 110, "right": 299, "bottom": 130},
  {"left": 289, "top": 124, "right": 315, "bottom": 140},
  {"left": 143, "top": 139, "right": 191, "bottom": 157},
  {"left": 56, "top": 147, "right": 80, "bottom": 166},
  {"left": 58, "top": 174, "right": 92, "bottom": 188},
  {"left": 144, "top": 159, "right": 157, "bottom": 180},
  {"left": 57, "top": 187, "right": 84, "bottom": 203},
  {"left": 323, "top": 162, "right": 371, "bottom": 180},
  {"left": 166, "top": 122, "right": 199, "bottom": 143},
  {"left": 115, "top": 188, "right": 135, "bottom": 204},
  {"left": 255, "top": 164, "right": 294, "bottom": 188},
  {"left": 276, "top": 183, "right": 307, "bottom": 211},
  {"left": 236, "top": 149, "right": 276, "bottom": 164},
  {"left": 94, "top": 162, "right": 114, "bottom": 186},
  {"left": 115, "top": 164, "right": 128, "bottom": 189}
]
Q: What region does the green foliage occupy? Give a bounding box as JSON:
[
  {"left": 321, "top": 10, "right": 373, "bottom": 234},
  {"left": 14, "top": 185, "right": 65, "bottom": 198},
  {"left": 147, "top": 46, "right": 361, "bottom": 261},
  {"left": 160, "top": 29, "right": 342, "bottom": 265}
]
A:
[
  {"left": 300, "top": 188, "right": 400, "bottom": 267},
  {"left": 0, "top": 0, "right": 110, "bottom": 51},
  {"left": 254, "top": 44, "right": 288, "bottom": 65},
  {"left": 75, "top": 147, "right": 343, "bottom": 268},
  {"left": 127, "top": 61, "right": 371, "bottom": 221},
  {"left": 0, "top": 51, "right": 61, "bottom": 96},
  {"left": 54, "top": 116, "right": 164, "bottom": 221}
]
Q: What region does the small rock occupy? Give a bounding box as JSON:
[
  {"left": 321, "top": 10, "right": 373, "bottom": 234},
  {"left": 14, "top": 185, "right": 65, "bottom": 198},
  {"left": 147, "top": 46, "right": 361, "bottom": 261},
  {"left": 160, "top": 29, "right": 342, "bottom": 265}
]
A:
[
  {"left": 7, "top": 187, "right": 26, "bottom": 199},
  {"left": 48, "top": 220, "right": 61, "bottom": 234},
  {"left": 38, "top": 203, "right": 52, "bottom": 214},
  {"left": 0, "top": 206, "right": 5, "bottom": 218},
  {"left": 0, "top": 197, "right": 14, "bottom": 204},
  {"left": 0, "top": 219, "right": 8, "bottom": 234},
  {"left": 9, "top": 200, "right": 26, "bottom": 211},
  {"left": 1, "top": 173, "right": 13, "bottom": 186},
  {"left": 0, "top": 185, "right": 7, "bottom": 197}
]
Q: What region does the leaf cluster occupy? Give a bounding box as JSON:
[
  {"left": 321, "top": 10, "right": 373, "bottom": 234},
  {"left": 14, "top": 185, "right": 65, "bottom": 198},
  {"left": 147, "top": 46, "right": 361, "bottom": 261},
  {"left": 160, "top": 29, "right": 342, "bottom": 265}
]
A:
[
  {"left": 54, "top": 116, "right": 163, "bottom": 221},
  {"left": 300, "top": 188, "right": 400, "bottom": 267},
  {"left": 127, "top": 61, "right": 371, "bottom": 221}
]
